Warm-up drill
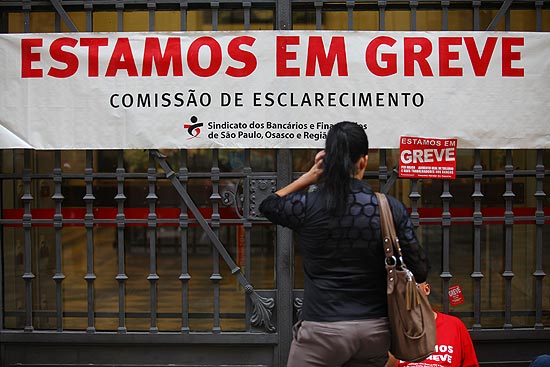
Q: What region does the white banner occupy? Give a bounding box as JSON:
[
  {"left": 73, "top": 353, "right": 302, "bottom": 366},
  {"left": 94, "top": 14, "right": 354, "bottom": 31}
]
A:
[{"left": 0, "top": 31, "right": 549, "bottom": 149}]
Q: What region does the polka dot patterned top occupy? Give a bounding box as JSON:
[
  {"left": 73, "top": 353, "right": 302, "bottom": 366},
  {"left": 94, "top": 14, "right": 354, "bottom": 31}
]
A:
[{"left": 259, "top": 179, "right": 430, "bottom": 322}]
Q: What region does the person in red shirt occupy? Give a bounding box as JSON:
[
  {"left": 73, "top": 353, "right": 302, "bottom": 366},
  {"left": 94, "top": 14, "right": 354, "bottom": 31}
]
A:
[{"left": 386, "top": 282, "right": 479, "bottom": 367}]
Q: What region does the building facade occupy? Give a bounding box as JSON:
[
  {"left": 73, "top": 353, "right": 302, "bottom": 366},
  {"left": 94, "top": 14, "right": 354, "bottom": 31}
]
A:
[{"left": 0, "top": 1, "right": 549, "bottom": 366}]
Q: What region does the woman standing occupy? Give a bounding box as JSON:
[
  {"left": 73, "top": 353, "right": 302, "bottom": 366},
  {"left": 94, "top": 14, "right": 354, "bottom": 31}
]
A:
[{"left": 259, "top": 121, "right": 430, "bottom": 367}]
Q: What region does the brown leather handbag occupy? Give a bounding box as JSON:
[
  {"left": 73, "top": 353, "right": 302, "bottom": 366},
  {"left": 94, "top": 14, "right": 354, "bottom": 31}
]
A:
[{"left": 376, "top": 192, "right": 437, "bottom": 363}]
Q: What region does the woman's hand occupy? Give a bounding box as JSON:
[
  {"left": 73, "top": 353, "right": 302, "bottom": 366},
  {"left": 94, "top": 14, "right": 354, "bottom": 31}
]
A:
[
  {"left": 302, "top": 150, "right": 325, "bottom": 185},
  {"left": 274, "top": 150, "right": 325, "bottom": 197}
]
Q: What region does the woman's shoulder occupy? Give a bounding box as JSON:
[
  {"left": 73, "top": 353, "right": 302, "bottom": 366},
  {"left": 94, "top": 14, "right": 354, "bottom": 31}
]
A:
[
  {"left": 352, "top": 179, "right": 373, "bottom": 192},
  {"left": 377, "top": 192, "right": 407, "bottom": 212}
]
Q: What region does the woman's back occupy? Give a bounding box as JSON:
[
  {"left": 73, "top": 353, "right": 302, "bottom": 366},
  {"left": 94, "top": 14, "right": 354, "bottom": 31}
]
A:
[{"left": 260, "top": 179, "right": 427, "bottom": 322}]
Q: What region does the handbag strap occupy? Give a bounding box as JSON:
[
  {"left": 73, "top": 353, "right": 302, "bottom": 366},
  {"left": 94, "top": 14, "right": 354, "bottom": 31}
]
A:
[
  {"left": 377, "top": 193, "right": 421, "bottom": 308},
  {"left": 375, "top": 192, "right": 406, "bottom": 269}
]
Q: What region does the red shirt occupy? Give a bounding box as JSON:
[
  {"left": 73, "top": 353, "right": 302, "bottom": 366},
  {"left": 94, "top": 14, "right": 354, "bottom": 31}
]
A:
[{"left": 397, "top": 312, "right": 479, "bottom": 367}]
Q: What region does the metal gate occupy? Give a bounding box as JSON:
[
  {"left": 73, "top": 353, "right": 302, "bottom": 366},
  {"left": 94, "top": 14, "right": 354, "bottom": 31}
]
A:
[
  {"left": 0, "top": 148, "right": 292, "bottom": 366},
  {"left": 1, "top": 0, "right": 550, "bottom": 366}
]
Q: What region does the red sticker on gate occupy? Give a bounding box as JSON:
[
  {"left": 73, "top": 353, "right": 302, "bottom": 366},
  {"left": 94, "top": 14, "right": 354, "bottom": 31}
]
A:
[
  {"left": 448, "top": 284, "right": 465, "bottom": 306},
  {"left": 399, "top": 136, "right": 457, "bottom": 179}
]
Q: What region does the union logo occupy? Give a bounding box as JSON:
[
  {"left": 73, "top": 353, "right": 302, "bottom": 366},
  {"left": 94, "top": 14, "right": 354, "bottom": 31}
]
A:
[{"left": 184, "top": 116, "right": 203, "bottom": 139}]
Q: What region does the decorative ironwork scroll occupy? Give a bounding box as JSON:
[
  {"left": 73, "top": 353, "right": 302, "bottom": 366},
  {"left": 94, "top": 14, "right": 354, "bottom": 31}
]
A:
[{"left": 294, "top": 297, "right": 303, "bottom": 321}]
